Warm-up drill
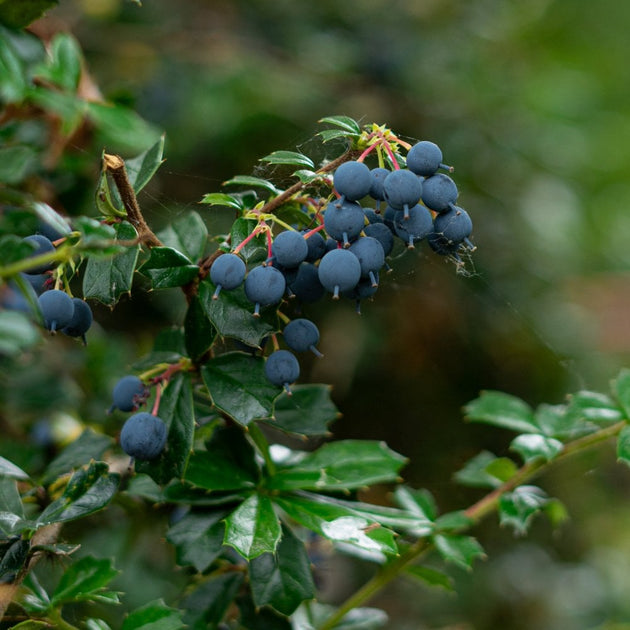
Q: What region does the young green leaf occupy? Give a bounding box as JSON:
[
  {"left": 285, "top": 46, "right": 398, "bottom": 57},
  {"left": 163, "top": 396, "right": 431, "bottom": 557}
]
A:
[
  {"left": 157, "top": 210, "right": 208, "bottom": 263},
  {"left": 393, "top": 486, "right": 438, "bottom": 521},
  {"left": 454, "top": 451, "right": 516, "bottom": 488},
  {"left": 121, "top": 599, "right": 185, "bottom": 630},
  {"left": 260, "top": 151, "right": 315, "bottom": 169},
  {"left": 318, "top": 115, "right": 362, "bottom": 134},
  {"left": 51, "top": 556, "right": 120, "bottom": 606},
  {"left": 613, "top": 368, "right": 630, "bottom": 419},
  {"left": 498, "top": 485, "right": 550, "bottom": 535},
  {"left": 138, "top": 246, "right": 200, "bottom": 289},
  {"left": 464, "top": 391, "right": 539, "bottom": 434},
  {"left": 433, "top": 533, "right": 486, "bottom": 571},
  {"left": 199, "top": 192, "right": 244, "bottom": 210},
  {"left": 33, "top": 32, "right": 82, "bottom": 92},
  {"left": 617, "top": 424, "right": 630, "bottom": 467},
  {"left": 510, "top": 434, "right": 563, "bottom": 463},
  {"left": 125, "top": 134, "right": 166, "bottom": 194},
  {"left": 181, "top": 573, "right": 244, "bottom": 628},
  {"left": 404, "top": 565, "right": 455, "bottom": 591},
  {"left": 223, "top": 174, "right": 280, "bottom": 194}
]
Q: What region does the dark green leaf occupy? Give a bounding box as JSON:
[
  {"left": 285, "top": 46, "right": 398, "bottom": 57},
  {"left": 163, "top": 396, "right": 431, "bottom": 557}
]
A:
[
  {"left": 184, "top": 295, "right": 216, "bottom": 363},
  {"left": 37, "top": 461, "right": 119, "bottom": 526},
  {"left": 223, "top": 175, "right": 280, "bottom": 194},
  {"left": 260, "top": 151, "right": 314, "bottom": 169},
  {"left": 269, "top": 384, "right": 340, "bottom": 436},
  {"left": 73, "top": 216, "right": 117, "bottom": 246},
  {"left": 0, "top": 457, "right": 28, "bottom": 481},
  {"left": 0, "top": 538, "right": 29, "bottom": 581},
  {"left": 32, "top": 201, "right": 72, "bottom": 236},
  {"left": 124, "top": 474, "right": 164, "bottom": 503},
  {"left": 51, "top": 556, "right": 119, "bottom": 606},
  {"left": 230, "top": 217, "right": 267, "bottom": 264},
  {"left": 157, "top": 211, "right": 208, "bottom": 263},
  {"left": 393, "top": 486, "right": 438, "bottom": 521},
  {"left": 42, "top": 429, "right": 113, "bottom": 485},
  {"left": 0, "top": 477, "right": 24, "bottom": 518},
  {"left": 250, "top": 524, "right": 315, "bottom": 616},
  {"left": 613, "top": 368, "right": 630, "bottom": 419},
  {"left": 0, "top": 311, "right": 40, "bottom": 356},
  {"left": 34, "top": 32, "right": 81, "bottom": 91},
  {"left": 125, "top": 134, "right": 166, "bottom": 193},
  {"left": 121, "top": 599, "right": 185, "bottom": 630},
  {"left": 28, "top": 86, "right": 85, "bottom": 136},
  {"left": 266, "top": 440, "right": 406, "bottom": 491},
  {"left": 181, "top": 573, "right": 244, "bottom": 629},
  {"left": 162, "top": 482, "right": 244, "bottom": 507},
  {"left": 617, "top": 425, "right": 630, "bottom": 467},
  {"left": 166, "top": 510, "right": 227, "bottom": 572},
  {"left": 292, "top": 169, "right": 320, "bottom": 183},
  {"left": 223, "top": 493, "right": 281, "bottom": 559},
  {"left": 0, "top": 34, "right": 28, "bottom": 102},
  {"left": 199, "top": 280, "right": 278, "bottom": 348},
  {"left": 139, "top": 247, "right": 199, "bottom": 289},
  {"left": 498, "top": 485, "right": 550, "bottom": 535},
  {"left": 0, "top": 145, "right": 37, "bottom": 185},
  {"left": 533, "top": 403, "right": 586, "bottom": 439},
  {"left": 136, "top": 373, "right": 195, "bottom": 485},
  {"left": 82, "top": 222, "right": 140, "bottom": 305},
  {"left": 237, "top": 594, "right": 292, "bottom": 630},
  {"left": 184, "top": 424, "right": 259, "bottom": 491},
  {"left": 566, "top": 390, "right": 623, "bottom": 423},
  {"left": 318, "top": 129, "right": 359, "bottom": 143},
  {"left": 199, "top": 192, "right": 243, "bottom": 210},
  {"left": 202, "top": 352, "right": 279, "bottom": 426},
  {"left": 433, "top": 534, "right": 486, "bottom": 571},
  {"left": 454, "top": 451, "right": 518, "bottom": 488},
  {"left": 465, "top": 391, "right": 538, "bottom": 433},
  {"left": 273, "top": 494, "right": 398, "bottom": 557},
  {"left": 0, "top": 0, "right": 58, "bottom": 29},
  {"left": 434, "top": 511, "right": 473, "bottom": 532},
  {"left": 318, "top": 115, "right": 362, "bottom": 134},
  {"left": 292, "top": 602, "right": 387, "bottom": 629},
  {"left": 405, "top": 565, "right": 454, "bottom": 591},
  {"left": 510, "top": 434, "right": 563, "bottom": 463}
]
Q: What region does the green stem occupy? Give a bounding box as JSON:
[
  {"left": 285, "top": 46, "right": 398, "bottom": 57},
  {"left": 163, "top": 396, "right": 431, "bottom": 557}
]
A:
[
  {"left": 248, "top": 422, "right": 276, "bottom": 476},
  {"left": 318, "top": 420, "right": 627, "bottom": 630},
  {"left": 0, "top": 247, "right": 70, "bottom": 279},
  {"left": 47, "top": 607, "right": 82, "bottom": 630}
]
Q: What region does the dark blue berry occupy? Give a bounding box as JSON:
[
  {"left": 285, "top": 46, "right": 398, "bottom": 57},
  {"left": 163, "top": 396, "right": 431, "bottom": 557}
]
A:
[
  {"left": 270, "top": 230, "right": 308, "bottom": 268},
  {"left": 433, "top": 205, "right": 473, "bottom": 245},
  {"left": 421, "top": 173, "right": 458, "bottom": 212},
  {"left": 333, "top": 161, "right": 371, "bottom": 202},
  {"left": 288, "top": 262, "right": 325, "bottom": 303},
  {"left": 364, "top": 222, "right": 394, "bottom": 256},
  {"left": 210, "top": 253, "right": 246, "bottom": 299},
  {"left": 110, "top": 375, "right": 149, "bottom": 413},
  {"left": 349, "top": 236, "right": 385, "bottom": 287},
  {"left": 394, "top": 204, "right": 433, "bottom": 248},
  {"left": 324, "top": 200, "right": 366, "bottom": 248},
  {"left": 368, "top": 167, "right": 390, "bottom": 201},
  {"left": 264, "top": 349, "right": 300, "bottom": 393},
  {"left": 244, "top": 265, "right": 286, "bottom": 316},
  {"left": 22, "top": 234, "right": 56, "bottom": 274},
  {"left": 284, "top": 318, "right": 322, "bottom": 357},
  {"left": 120, "top": 412, "right": 167, "bottom": 461},
  {"left": 318, "top": 248, "right": 362, "bottom": 299},
  {"left": 61, "top": 298, "right": 93, "bottom": 345},
  {"left": 383, "top": 169, "right": 423, "bottom": 220},
  {"left": 302, "top": 230, "right": 327, "bottom": 262},
  {"left": 38, "top": 289, "right": 74, "bottom": 333},
  {"left": 406, "top": 141, "right": 451, "bottom": 176}
]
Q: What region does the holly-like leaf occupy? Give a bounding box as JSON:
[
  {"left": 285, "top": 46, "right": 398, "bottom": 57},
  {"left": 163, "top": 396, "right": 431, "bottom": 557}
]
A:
[
  {"left": 249, "top": 524, "right": 315, "bottom": 616},
  {"left": 498, "top": 485, "right": 550, "bottom": 535},
  {"left": 405, "top": 565, "right": 454, "bottom": 591},
  {"left": 434, "top": 511, "right": 473, "bottom": 532},
  {"left": 260, "top": 151, "right": 314, "bottom": 169},
  {"left": 230, "top": 218, "right": 267, "bottom": 264},
  {"left": 0, "top": 538, "right": 30, "bottom": 581},
  {"left": 157, "top": 211, "right": 208, "bottom": 263},
  {"left": 566, "top": 390, "right": 623, "bottom": 423},
  {"left": 37, "top": 461, "right": 119, "bottom": 526},
  {"left": 33, "top": 32, "right": 82, "bottom": 92},
  {"left": 223, "top": 175, "right": 280, "bottom": 194},
  {"left": 268, "top": 384, "right": 340, "bottom": 436},
  {"left": 82, "top": 222, "right": 140, "bottom": 306},
  {"left": 166, "top": 510, "right": 227, "bottom": 573},
  {"left": 223, "top": 493, "right": 282, "bottom": 560},
  {"left": 51, "top": 556, "right": 119, "bottom": 606},
  {"left": 393, "top": 486, "right": 438, "bottom": 521},
  {"left": 237, "top": 594, "right": 292, "bottom": 630},
  {"left": 510, "top": 434, "right": 563, "bottom": 464},
  {"left": 454, "top": 451, "right": 517, "bottom": 489},
  {"left": 199, "top": 192, "right": 244, "bottom": 210},
  {"left": 433, "top": 534, "right": 486, "bottom": 571},
  {"left": 0, "top": 33, "right": 28, "bottom": 103},
  {"left": 138, "top": 246, "right": 200, "bottom": 289},
  {"left": 121, "top": 599, "right": 185, "bottom": 630},
  {"left": 318, "top": 115, "right": 362, "bottom": 135},
  {"left": 202, "top": 352, "right": 279, "bottom": 426},
  {"left": 0, "top": 477, "right": 24, "bottom": 519},
  {"left": 184, "top": 295, "right": 216, "bottom": 363},
  {"left": 125, "top": 134, "right": 166, "bottom": 193},
  {"left": 318, "top": 129, "right": 358, "bottom": 143},
  {"left": 266, "top": 440, "right": 406, "bottom": 491},
  {"left": 464, "top": 391, "right": 539, "bottom": 434},
  {"left": 136, "top": 373, "right": 195, "bottom": 485},
  {"left": 199, "top": 281, "right": 278, "bottom": 348},
  {"left": 181, "top": 573, "right": 244, "bottom": 628}
]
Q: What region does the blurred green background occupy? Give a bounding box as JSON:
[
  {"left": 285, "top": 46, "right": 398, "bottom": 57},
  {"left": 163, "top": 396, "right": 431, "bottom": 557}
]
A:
[{"left": 16, "top": 0, "right": 630, "bottom": 627}]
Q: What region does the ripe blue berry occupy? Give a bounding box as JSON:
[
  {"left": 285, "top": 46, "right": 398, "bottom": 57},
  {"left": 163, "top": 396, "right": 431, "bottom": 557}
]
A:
[
  {"left": 368, "top": 167, "right": 390, "bottom": 201},
  {"left": 38, "top": 289, "right": 74, "bottom": 333},
  {"left": 110, "top": 375, "right": 149, "bottom": 413},
  {"left": 406, "top": 141, "right": 451, "bottom": 176},
  {"left": 433, "top": 205, "right": 473, "bottom": 246},
  {"left": 120, "top": 412, "right": 167, "bottom": 461},
  {"left": 62, "top": 298, "right": 93, "bottom": 345},
  {"left": 333, "top": 161, "right": 371, "bottom": 202},
  {"left": 270, "top": 230, "right": 308, "bottom": 268},
  {"left": 284, "top": 318, "right": 322, "bottom": 357},
  {"left": 393, "top": 204, "right": 433, "bottom": 248},
  {"left": 244, "top": 265, "right": 286, "bottom": 316},
  {"left": 349, "top": 236, "right": 385, "bottom": 287},
  {"left": 324, "top": 200, "right": 366, "bottom": 248},
  {"left": 288, "top": 262, "right": 325, "bottom": 303},
  {"left": 364, "top": 222, "right": 394, "bottom": 257},
  {"left": 210, "top": 253, "right": 246, "bottom": 299},
  {"left": 383, "top": 169, "right": 423, "bottom": 219},
  {"left": 302, "top": 230, "right": 327, "bottom": 262},
  {"left": 264, "top": 349, "right": 300, "bottom": 393},
  {"left": 421, "top": 173, "right": 458, "bottom": 212},
  {"left": 22, "top": 234, "right": 56, "bottom": 274},
  {"left": 318, "top": 248, "right": 362, "bottom": 299}
]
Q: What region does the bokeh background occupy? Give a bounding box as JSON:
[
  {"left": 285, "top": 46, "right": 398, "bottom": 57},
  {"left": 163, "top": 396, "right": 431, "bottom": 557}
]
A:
[{"left": 11, "top": 0, "right": 630, "bottom": 627}]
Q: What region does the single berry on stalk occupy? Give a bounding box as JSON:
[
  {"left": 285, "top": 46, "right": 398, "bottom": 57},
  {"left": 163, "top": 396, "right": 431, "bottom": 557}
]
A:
[
  {"left": 244, "top": 265, "right": 286, "bottom": 316},
  {"left": 61, "top": 298, "right": 93, "bottom": 345},
  {"left": 284, "top": 318, "right": 323, "bottom": 357},
  {"left": 421, "top": 173, "right": 459, "bottom": 212},
  {"left": 22, "top": 234, "right": 56, "bottom": 274},
  {"left": 324, "top": 199, "right": 365, "bottom": 248},
  {"left": 270, "top": 230, "right": 308, "bottom": 268},
  {"left": 333, "top": 160, "right": 371, "bottom": 202},
  {"left": 349, "top": 236, "right": 385, "bottom": 287},
  {"left": 110, "top": 375, "right": 149, "bottom": 413},
  {"left": 120, "top": 412, "right": 167, "bottom": 461},
  {"left": 406, "top": 141, "right": 451, "bottom": 176},
  {"left": 383, "top": 169, "right": 423, "bottom": 220},
  {"left": 38, "top": 289, "right": 74, "bottom": 333},
  {"left": 210, "top": 253, "right": 246, "bottom": 299},
  {"left": 318, "top": 248, "right": 362, "bottom": 299},
  {"left": 265, "top": 349, "right": 300, "bottom": 393}
]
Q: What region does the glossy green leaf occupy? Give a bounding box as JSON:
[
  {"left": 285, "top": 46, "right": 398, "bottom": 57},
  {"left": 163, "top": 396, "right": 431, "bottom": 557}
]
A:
[
  {"left": 0, "top": 0, "right": 58, "bottom": 28},
  {"left": 260, "top": 151, "right": 314, "bottom": 169},
  {"left": 566, "top": 390, "right": 623, "bottom": 423},
  {"left": 237, "top": 594, "right": 292, "bottom": 630},
  {"left": 28, "top": 86, "right": 85, "bottom": 136},
  {"left": 250, "top": 524, "right": 315, "bottom": 616},
  {"left": 181, "top": 572, "right": 244, "bottom": 628},
  {"left": 199, "top": 280, "right": 278, "bottom": 348},
  {"left": 292, "top": 602, "right": 387, "bottom": 630},
  {"left": 269, "top": 384, "right": 340, "bottom": 436},
  {"left": 121, "top": 599, "right": 185, "bottom": 630},
  {"left": 318, "top": 115, "right": 361, "bottom": 134},
  {"left": 0, "top": 457, "right": 28, "bottom": 481},
  {"left": 498, "top": 485, "right": 550, "bottom": 535},
  {"left": 162, "top": 482, "right": 244, "bottom": 507},
  {"left": 273, "top": 494, "right": 398, "bottom": 557},
  {"left": 405, "top": 565, "right": 455, "bottom": 591},
  {"left": 0, "top": 311, "right": 40, "bottom": 356},
  {"left": 393, "top": 486, "right": 438, "bottom": 521},
  {"left": 199, "top": 192, "right": 244, "bottom": 210},
  {"left": 230, "top": 217, "right": 267, "bottom": 264},
  {"left": 32, "top": 201, "right": 72, "bottom": 236},
  {"left": 125, "top": 134, "right": 166, "bottom": 193},
  {"left": 617, "top": 425, "right": 630, "bottom": 467},
  {"left": 82, "top": 222, "right": 140, "bottom": 305},
  {"left": 202, "top": 352, "right": 279, "bottom": 426},
  {"left": 266, "top": 440, "right": 406, "bottom": 491},
  {"left": 0, "top": 538, "right": 30, "bottom": 581},
  {"left": 454, "top": 451, "right": 516, "bottom": 488},
  {"left": 33, "top": 32, "right": 81, "bottom": 91},
  {"left": 0, "top": 145, "right": 37, "bottom": 185},
  {"left": 11, "top": 622, "right": 51, "bottom": 630},
  {"left": 136, "top": 373, "right": 195, "bottom": 485},
  {"left": 223, "top": 174, "right": 280, "bottom": 194},
  {"left": 0, "top": 33, "right": 28, "bottom": 102},
  {"left": 42, "top": 428, "right": 113, "bottom": 485},
  {"left": 51, "top": 556, "right": 119, "bottom": 606},
  {"left": 37, "top": 461, "right": 119, "bottom": 526},
  {"left": 157, "top": 211, "right": 208, "bottom": 263},
  {"left": 464, "top": 391, "right": 539, "bottom": 433},
  {"left": 184, "top": 424, "right": 259, "bottom": 491},
  {"left": 292, "top": 169, "right": 320, "bottom": 183},
  {"left": 223, "top": 493, "right": 282, "bottom": 559},
  {"left": 85, "top": 621, "right": 112, "bottom": 630},
  {"left": 533, "top": 403, "right": 583, "bottom": 439},
  {"left": 433, "top": 533, "right": 486, "bottom": 571},
  {"left": 0, "top": 477, "right": 24, "bottom": 518},
  {"left": 166, "top": 510, "right": 227, "bottom": 572},
  {"left": 184, "top": 295, "right": 216, "bottom": 363},
  {"left": 95, "top": 167, "right": 125, "bottom": 218},
  {"left": 613, "top": 369, "right": 630, "bottom": 419},
  {"left": 318, "top": 129, "right": 358, "bottom": 143},
  {"left": 434, "top": 511, "right": 473, "bottom": 532},
  {"left": 73, "top": 216, "right": 117, "bottom": 247},
  {"left": 138, "top": 246, "right": 200, "bottom": 289},
  {"left": 510, "top": 434, "right": 563, "bottom": 463}
]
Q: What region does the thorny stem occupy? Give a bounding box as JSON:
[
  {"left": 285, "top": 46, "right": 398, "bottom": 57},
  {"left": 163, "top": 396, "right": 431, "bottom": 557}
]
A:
[{"left": 318, "top": 420, "right": 628, "bottom": 630}]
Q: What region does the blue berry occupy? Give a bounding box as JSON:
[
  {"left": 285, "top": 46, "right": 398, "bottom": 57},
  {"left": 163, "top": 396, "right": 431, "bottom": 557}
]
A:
[
  {"left": 288, "top": 262, "right": 325, "bottom": 303},
  {"left": 210, "top": 253, "right": 246, "bottom": 299},
  {"left": 421, "top": 173, "right": 458, "bottom": 212},
  {"left": 120, "top": 412, "right": 167, "bottom": 461},
  {"left": 324, "top": 200, "right": 366, "bottom": 248},
  {"left": 61, "top": 298, "right": 93, "bottom": 345},
  {"left": 349, "top": 236, "right": 385, "bottom": 287},
  {"left": 394, "top": 204, "right": 433, "bottom": 248},
  {"left": 264, "top": 349, "right": 300, "bottom": 393},
  {"left": 244, "top": 265, "right": 286, "bottom": 316},
  {"left": 38, "top": 289, "right": 74, "bottom": 333},
  {"left": 433, "top": 205, "right": 473, "bottom": 245},
  {"left": 342, "top": 276, "right": 379, "bottom": 314},
  {"left": 22, "top": 234, "right": 56, "bottom": 274},
  {"left": 383, "top": 169, "right": 423, "bottom": 219},
  {"left": 270, "top": 230, "right": 308, "bottom": 268},
  {"left": 302, "top": 230, "right": 327, "bottom": 262},
  {"left": 284, "top": 318, "right": 322, "bottom": 357},
  {"left": 318, "top": 248, "right": 362, "bottom": 299},
  {"left": 110, "top": 375, "right": 149, "bottom": 413},
  {"left": 368, "top": 167, "right": 390, "bottom": 201},
  {"left": 406, "top": 141, "right": 451, "bottom": 176},
  {"left": 364, "top": 222, "right": 394, "bottom": 256},
  {"left": 21, "top": 272, "right": 50, "bottom": 296},
  {"left": 333, "top": 161, "right": 371, "bottom": 202}
]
